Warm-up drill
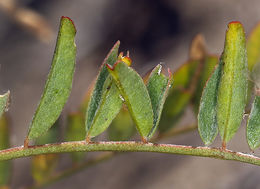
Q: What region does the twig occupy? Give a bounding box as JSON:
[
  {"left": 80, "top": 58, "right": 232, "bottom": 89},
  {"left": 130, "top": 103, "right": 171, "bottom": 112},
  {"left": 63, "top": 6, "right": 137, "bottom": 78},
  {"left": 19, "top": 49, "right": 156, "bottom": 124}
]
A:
[
  {"left": 0, "top": 141, "right": 260, "bottom": 166},
  {"left": 26, "top": 124, "right": 197, "bottom": 189}
]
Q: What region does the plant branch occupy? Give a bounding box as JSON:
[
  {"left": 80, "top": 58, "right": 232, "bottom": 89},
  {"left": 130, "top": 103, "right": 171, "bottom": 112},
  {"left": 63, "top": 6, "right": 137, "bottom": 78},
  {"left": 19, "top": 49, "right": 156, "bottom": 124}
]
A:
[
  {"left": 26, "top": 124, "right": 198, "bottom": 189},
  {"left": 1, "top": 141, "right": 260, "bottom": 166}
]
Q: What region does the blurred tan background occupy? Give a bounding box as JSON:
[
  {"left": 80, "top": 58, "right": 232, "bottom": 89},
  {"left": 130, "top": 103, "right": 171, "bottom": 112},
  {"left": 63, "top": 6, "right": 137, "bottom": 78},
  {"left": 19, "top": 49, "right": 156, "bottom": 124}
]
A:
[{"left": 0, "top": 0, "right": 260, "bottom": 188}]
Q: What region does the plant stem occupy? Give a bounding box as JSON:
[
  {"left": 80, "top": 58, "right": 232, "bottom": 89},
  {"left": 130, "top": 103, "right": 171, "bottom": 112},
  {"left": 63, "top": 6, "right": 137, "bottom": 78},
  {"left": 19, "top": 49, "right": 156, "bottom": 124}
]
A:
[
  {"left": 26, "top": 124, "right": 198, "bottom": 189},
  {"left": 1, "top": 141, "right": 260, "bottom": 166}
]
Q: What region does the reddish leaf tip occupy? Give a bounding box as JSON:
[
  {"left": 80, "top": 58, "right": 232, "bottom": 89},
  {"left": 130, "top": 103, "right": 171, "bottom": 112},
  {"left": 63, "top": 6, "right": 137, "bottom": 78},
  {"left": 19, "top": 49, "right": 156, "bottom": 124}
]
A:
[
  {"left": 228, "top": 21, "right": 242, "bottom": 25},
  {"left": 61, "top": 16, "right": 76, "bottom": 32},
  {"left": 106, "top": 63, "right": 114, "bottom": 71},
  {"left": 106, "top": 60, "right": 121, "bottom": 71}
]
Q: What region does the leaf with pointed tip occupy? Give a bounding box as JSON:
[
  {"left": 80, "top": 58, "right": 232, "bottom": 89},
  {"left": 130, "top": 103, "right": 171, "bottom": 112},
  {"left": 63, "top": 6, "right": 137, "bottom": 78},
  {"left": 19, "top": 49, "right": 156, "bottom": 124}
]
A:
[
  {"left": 66, "top": 113, "right": 86, "bottom": 162},
  {"left": 146, "top": 64, "right": 173, "bottom": 138},
  {"left": 217, "top": 22, "right": 248, "bottom": 144},
  {"left": 27, "top": 16, "right": 76, "bottom": 140},
  {"left": 158, "top": 61, "right": 198, "bottom": 133},
  {"left": 107, "top": 61, "right": 154, "bottom": 140},
  {"left": 0, "top": 91, "right": 10, "bottom": 118},
  {"left": 247, "top": 96, "right": 260, "bottom": 150},
  {"left": 85, "top": 41, "right": 120, "bottom": 138},
  {"left": 198, "top": 60, "right": 223, "bottom": 146},
  {"left": 0, "top": 114, "right": 11, "bottom": 187},
  {"left": 108, "top": 107, "right": 136, "bottom": 141}
]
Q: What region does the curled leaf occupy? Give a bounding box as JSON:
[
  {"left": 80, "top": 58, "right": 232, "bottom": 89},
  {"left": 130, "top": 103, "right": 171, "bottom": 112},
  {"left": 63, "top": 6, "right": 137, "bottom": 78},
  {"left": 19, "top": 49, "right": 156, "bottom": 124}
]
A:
[
  {"left": 217, "top": 22, "right": 248, "bottom": 145},
  {"left": 27, "top": 16, "right": 76, "bottom": 140},
  {"left": 107, "top": 61, "right": 154, "bottom": 141}
]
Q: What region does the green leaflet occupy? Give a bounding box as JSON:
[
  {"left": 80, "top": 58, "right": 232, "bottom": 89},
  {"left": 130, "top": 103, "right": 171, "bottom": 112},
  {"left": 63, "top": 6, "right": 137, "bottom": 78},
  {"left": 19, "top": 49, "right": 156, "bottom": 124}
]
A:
[
  {"left": 108, "top": 107, "right": 136, "bottom": 141},
  {"left": 85, "top": 41, "right": 120, "bottom": 139},
  {"left": 247, "top": 96, "right": 260, "bottom": 150},
  {"left": 32, "top": 121, "right": 59, "bottom": 183},
  {"left": 107, "top": 61, "right": 154, "bottom": 140},
  {"left": 198, "top": 60, "right": 223, "bottom": 146},
  {"left": 27, "top": 16, "right": 76, "bottom": 140},
  {"left": 192, "top": 56, "right": 218, "bottom": 114},
  {"left": 247, "top": 22, "right": 260, "bottom": 71},
  {"left": 146, "top": 64, "right": 173, "bottom": 138},
  {"left": 159, "top": 61, "right": 198, "bottom": 133},
  {"left": 66, "top": 113, "right": 86, "bottom": 162},
  {"left": 0, "top": 91, "right": 10, "bottom": 118},
  {"left": 0, "top": 114, "right": 11, "bottom": 187},
  {"left": 217, "top": 22, "right": 248, "bottom": 144},
  {"left": 86, "top": 77, "right": 123, "bottom": 138}
]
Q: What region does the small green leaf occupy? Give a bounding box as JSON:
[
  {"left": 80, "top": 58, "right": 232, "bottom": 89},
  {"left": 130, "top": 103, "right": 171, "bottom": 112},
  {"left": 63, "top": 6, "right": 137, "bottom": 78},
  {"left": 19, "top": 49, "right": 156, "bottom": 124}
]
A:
[
  {"left": 217, "top": 22, "right": 248, "bottom": 145},
  {"left": 86, "top": 77, "right": 123, "bottom": 138},
  {"left": 108, "top": 107, "right": 136, "bottom": 141},
  {"left": 159, "top": 61, "right": 198, "bottom": 132},
  {"left": 27, "top": 16, "right": 76, "bottom": 140},
  {"left": 0, "top": 114, "right": 11, "bottom": 187},
  {"left": 0, "top": 91, "right": 10, "bottom": 118},
  {"left": 247, "top": 22, "right": 260, "bottom": 71},
  {"left": 66, "top": 113, "right": 86, "bottom": 162},
  {"left": 146, "top": 64, "right": 173, "bottom": 138},
  {"left": 107, "top": 61, "right": 154, "bottom": 140},
  {"left": 193, "top": 56, "right": 219, "bottom": 114},
  {"left": 198, "top": 60, "right": 223, "bottom": 146},
  {"left": 85, "top": 41, "right": 120, "bottom": 138},
  {"left": 247, "top": 96, "right": 260, "bottom": 150}
]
